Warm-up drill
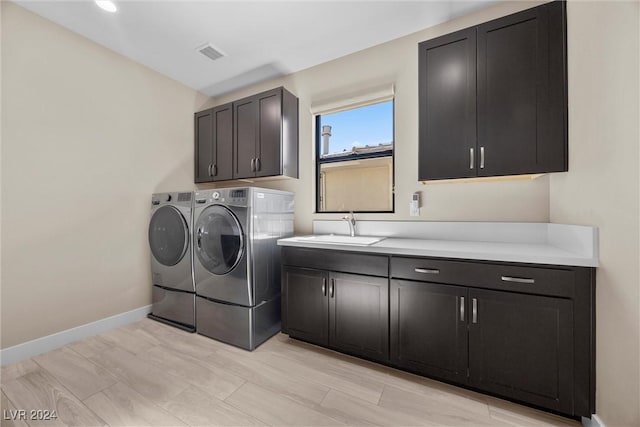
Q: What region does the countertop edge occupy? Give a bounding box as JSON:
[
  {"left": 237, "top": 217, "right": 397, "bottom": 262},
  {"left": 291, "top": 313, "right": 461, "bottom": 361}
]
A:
[{"left": 277, "top": 239, "right": 599, "bottom": 268}]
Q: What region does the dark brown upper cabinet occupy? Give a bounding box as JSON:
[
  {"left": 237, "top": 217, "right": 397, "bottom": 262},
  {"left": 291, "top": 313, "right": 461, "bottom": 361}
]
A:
[
  {"left": 233, "top": 87, "right": 299, "bottom": 180},
  {"left": 194, "top": 103, "right": 233, "bottom": 183},
  {"left": 418, "top": 1, "right": 567, "bottom": 181},
  {"left": 194, "top": 86, "right": 298, "bottom": 183}
]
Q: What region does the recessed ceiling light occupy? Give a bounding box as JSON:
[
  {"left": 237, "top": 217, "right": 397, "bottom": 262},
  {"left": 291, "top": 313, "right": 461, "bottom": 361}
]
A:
[{"left": 95, "top": 1, "right": 117, "bottom": 13}]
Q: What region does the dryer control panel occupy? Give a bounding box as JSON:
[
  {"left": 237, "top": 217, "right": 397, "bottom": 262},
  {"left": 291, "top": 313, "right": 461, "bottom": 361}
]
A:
[
  {"left": 229, "top": 189, "right": 247, "bottom": 203},
  {"left": 195, "top": 188, "right": 249, "bottom": 206}
]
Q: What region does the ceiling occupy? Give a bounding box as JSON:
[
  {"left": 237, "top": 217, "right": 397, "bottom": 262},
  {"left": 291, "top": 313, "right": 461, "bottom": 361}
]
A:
[{"left": 15, "top": 0, "right": 496, "bottom": 98}]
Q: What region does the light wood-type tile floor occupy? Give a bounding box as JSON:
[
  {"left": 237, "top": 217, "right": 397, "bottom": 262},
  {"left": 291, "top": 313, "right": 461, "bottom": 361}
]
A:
[{"left": 1, "top": 318, "right": 581, "bottom": 427}]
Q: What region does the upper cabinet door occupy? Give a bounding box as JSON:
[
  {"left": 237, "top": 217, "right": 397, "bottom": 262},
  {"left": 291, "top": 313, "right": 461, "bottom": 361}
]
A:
[
  {"left": 195, "top": 105, "right": 233, "bottom": 183},
  {"left": 477, "top": 1, "right": 567, "bottom": 176},
  {"left": 194, "top": 109, "right": 213, "bottom": 183},
  {"left": 255, "top": 89, "right": 282, "bottom": 177},
  {"left": 212, "top": 103, "right": 233, "bottom": 181},
  {"left": 233, "top": 97, "right": 258, "bottom": 179},
  {"left": 419, "top": 28, "right": 477, "bottom": 181}
]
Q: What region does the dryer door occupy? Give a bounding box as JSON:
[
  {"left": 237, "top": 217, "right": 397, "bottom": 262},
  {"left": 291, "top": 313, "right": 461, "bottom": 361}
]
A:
[
  {"left": 149, "top": 205, "right": 189, "bottom": 266},
  {"left": 195, "top": 205, "right": 244, "bottom": 275}
]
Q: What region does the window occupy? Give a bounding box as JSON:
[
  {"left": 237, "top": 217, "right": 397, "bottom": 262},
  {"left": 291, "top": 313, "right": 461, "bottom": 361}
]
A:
[{"left": 316, "top": 100, "right": 394, "bottom": 213}]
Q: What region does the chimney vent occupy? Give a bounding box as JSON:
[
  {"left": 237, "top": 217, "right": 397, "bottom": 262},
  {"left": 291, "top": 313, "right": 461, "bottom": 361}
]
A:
[{"left": 321, "top": 125, "right": 332, "bottom": 156}]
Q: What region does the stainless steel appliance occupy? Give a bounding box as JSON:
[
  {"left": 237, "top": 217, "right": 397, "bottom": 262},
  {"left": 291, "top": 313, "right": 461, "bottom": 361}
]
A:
[
  {"left": 148, "top": 191, "right": 195, "bottom": 331},
  {"left": 193, "top": 187, "right": 294, "bottom": 350}
]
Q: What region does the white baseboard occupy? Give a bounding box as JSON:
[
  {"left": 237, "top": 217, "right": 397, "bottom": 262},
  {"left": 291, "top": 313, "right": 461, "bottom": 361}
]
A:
[
  {"left": 0, "top": 305, "right": 152, "bottom": 366},
  {"left": 582, "top": 414, "right": 606, "bottom": 427}
]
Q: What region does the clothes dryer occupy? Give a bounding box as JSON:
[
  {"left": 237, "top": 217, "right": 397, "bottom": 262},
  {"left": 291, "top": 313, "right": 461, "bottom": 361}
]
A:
[
  {"left": 193, "top": 187, "right": 294, "bottom": 349},
  {"left": 148, "top": 191, "right": 195, "bottom": 331}
]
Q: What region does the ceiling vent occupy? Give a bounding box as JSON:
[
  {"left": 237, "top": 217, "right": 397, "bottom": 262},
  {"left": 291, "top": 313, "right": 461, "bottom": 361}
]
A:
[{"left": 197, "top": 43, "right": 225, "bottom": 62}]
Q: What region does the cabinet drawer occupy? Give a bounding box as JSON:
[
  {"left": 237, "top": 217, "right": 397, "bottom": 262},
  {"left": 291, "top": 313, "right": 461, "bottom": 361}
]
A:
[
  {"left": 282, "top": 247, "right": 388, "bottom": 277},
  {"left": 482, "top": 264, "right": 575, "bottom": 298},
  {"left": 391, "top": 256, "right": 574, "bottom": 298},
  {"left": 391, "top": 257, "right": 478, "bottom": 285}
]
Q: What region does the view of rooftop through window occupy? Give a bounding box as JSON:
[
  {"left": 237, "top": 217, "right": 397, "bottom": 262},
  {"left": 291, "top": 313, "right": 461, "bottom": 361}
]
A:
[{"left": 319, "top": 100, "right": 393, "bottom": 158}]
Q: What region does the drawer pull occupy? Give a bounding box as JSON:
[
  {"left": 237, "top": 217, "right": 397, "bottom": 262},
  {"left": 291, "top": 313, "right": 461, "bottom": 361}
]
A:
[
  {"left": 415, "top": 268, "right": 440, "bottom": 274},
  {"left": 501, "top": 276, "right": 535, "bottom": 284}
]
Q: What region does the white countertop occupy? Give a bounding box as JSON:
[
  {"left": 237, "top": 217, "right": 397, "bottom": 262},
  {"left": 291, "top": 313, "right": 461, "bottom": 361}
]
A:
[{"left": 277, "top": 221, "right": 599, "bottom": 267}]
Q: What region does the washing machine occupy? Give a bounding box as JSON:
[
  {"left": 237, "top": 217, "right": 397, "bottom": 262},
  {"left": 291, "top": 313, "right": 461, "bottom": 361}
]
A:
[
  {"left": 148, "top": 191, "right": 195, "bottom": 331},
  {"left": 193, "top": 187, "right": 294, "bottom": 350}
]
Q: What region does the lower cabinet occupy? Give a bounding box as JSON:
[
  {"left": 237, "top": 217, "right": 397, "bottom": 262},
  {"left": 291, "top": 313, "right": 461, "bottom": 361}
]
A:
[
  {"left": 468, "top": 288, "right": 574, "bottom": 414},
  {"left": 282, "top": 267, "right": 328, "bottom": 346},
  {"left": 330, "top": 272, "right": 388, "bottom": 362},
  {"left": 391, "top": 280, "right": 574, "bottom": 414},
  {"left": 281, "top": 247, "right": 594, "bottom": 418},
  {"left": 282, "top": 265, "right": 388, "bottom": 362},
  {"left": 390, "top": 280, "right": 468, "bottom": 383}
]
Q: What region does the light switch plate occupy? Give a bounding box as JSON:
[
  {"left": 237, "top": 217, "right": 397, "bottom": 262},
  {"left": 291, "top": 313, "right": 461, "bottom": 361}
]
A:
[{"left": 410, "top": 192, "right": 420, "bottom": 216}]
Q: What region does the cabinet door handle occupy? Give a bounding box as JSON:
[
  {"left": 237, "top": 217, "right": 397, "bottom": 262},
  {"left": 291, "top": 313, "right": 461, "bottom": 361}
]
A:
[
  {"left": 330, "top": 278, "right": 335, "bottom": 298},
  {"left": 414, "top": 268, "right": 440, "bottom": 274},
  {"left": 472, "top": 298, "right": 478, "bottom": 324},
  {"left": 255, "top": 157, "right": 261, "bottom": 171},
  {"left": 501, "top": 275, "right": 535, "bottom": 284},
  {"left": 322, "top": 278, "right": 327, "bottom": 296},
  {"left": 212, "top": 164, "right": 218, "bottom": 177},
  {"left": 480, "top": 146, "right": 485, "bottom": 169},
  {"left": 460, "top": 296, "right": 465, "bottom": 322},
  {"left": 250, "top": 158, "right": 256, "bottom": 172},
  {"left": 469, "top": 148, "right": 474, "bottom": 170},
  {"left": 207, "top": 164, "right": 212, "bottom": 177}
]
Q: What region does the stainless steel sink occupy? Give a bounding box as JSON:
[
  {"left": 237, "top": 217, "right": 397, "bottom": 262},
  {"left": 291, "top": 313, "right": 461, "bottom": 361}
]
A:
[{"left": 292, "top": 235, "right": 386, "bottom": 246}]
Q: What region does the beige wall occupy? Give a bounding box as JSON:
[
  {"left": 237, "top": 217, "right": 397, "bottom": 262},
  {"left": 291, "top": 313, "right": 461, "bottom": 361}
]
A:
[
  {"left": 0, "top": 0, "right": 4, "bottom": 353},
  {"left": 203, "top": 1, "right": 551, "bottom": 234},
  {"left": 1, "top": 2, "right": 213, "bottom": 348},
  {"left": 549, "top": 2, "right": 640, "bottom": 426}
]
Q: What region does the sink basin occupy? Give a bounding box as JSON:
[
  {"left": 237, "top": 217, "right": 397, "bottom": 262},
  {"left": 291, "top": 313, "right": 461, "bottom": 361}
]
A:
[{"left": 293, "top": 235, "right": 386, "bottom": 246}]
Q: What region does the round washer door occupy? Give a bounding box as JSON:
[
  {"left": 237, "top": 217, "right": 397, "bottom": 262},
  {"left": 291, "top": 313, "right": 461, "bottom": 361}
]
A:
[
  {"left": 148, "top": 205, "right": 189, "bottom": 266},
  {"left": 195, "top": 205, "right": 244, "bottom": 275}
]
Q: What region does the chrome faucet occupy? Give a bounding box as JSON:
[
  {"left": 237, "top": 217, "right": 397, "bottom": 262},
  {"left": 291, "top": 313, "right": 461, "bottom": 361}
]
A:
[{"left": 342, "top": 211, "right": 356, "bottom": 237}]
